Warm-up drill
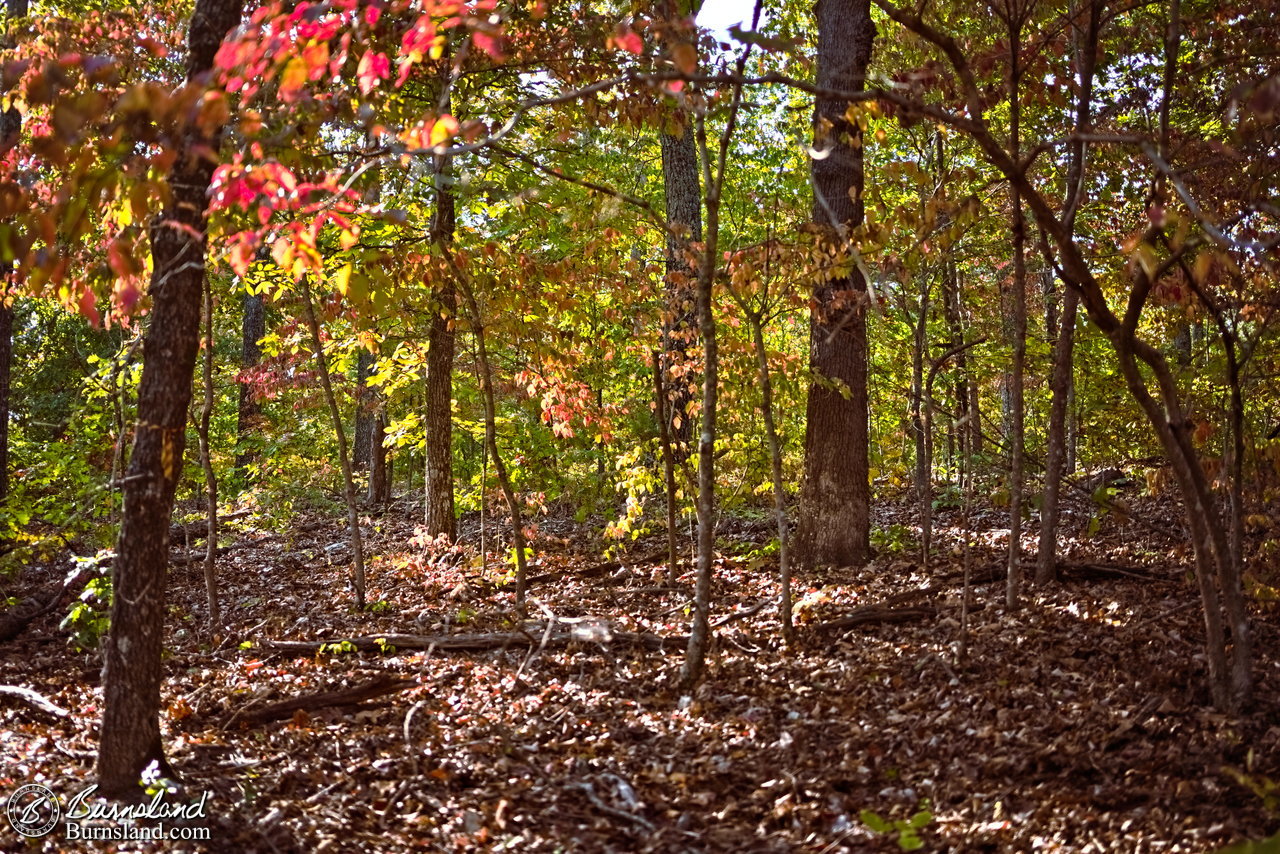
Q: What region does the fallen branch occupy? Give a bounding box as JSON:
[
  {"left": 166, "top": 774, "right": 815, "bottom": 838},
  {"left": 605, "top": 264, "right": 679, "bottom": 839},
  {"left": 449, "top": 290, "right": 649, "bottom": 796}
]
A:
[
  {"left": 813, "top": 604, "right": 937, "bottom": 634},
  {"left": 260, "top": 625, "right": 688, "bottom": 656},
  {"left": 227, "top": 675, "right": 418, "bottom": 727},
  {"left": 1059, "top": 562, "right": 1169, "bottom": 582},
  {"left": 0, "top": 562, "right": 100, "bottom": 643},
  {"left": 0, "top": 685, "right": 70, "bottom": 718},
  {"left": 512, "top": 550, "right": 668, "bottom": 588}
]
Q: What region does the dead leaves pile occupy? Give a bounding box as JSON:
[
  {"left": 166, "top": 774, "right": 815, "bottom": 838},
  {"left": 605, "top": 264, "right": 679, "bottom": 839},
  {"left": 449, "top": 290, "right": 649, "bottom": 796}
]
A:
[{"left": 1, "top": 497, "right": 1278, "bottom": 852}]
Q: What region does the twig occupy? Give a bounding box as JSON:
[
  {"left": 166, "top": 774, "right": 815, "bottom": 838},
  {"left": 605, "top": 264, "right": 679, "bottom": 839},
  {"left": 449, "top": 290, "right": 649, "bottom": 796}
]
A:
[{"left": 567, "top": 781, "right": 655, "bottom": 833}]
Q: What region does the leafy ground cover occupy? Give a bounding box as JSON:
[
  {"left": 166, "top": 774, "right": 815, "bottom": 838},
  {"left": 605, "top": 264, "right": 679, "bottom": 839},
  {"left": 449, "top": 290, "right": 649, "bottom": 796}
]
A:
[{"left": 2, "top": 490, "right": 1278, "bottom": 852}]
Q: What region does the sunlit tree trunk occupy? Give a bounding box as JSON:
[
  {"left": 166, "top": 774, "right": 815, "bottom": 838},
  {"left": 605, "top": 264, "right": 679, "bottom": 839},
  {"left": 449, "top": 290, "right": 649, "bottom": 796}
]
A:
[
  {"left": 98, "top": 0, "right": 244, "bottom": 797},
  {"left": 795, "top": 0, "right": 875, "bottom": 569}
]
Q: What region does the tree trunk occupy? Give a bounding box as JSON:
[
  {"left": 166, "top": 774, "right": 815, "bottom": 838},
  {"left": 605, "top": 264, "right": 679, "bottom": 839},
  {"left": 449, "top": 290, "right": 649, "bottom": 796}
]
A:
[
  {"left": 196, "top": 277, "right": 220, "bottom": 630},
  {"left": 749, "top": 315, "right": 793, "bottom": 645},
  {"left": 458, "top": 278, "right": 529, "bottom": 607},
  {"left": 1037, "top": 0, "right": 1099, "bottom": 586},
  {"left": 0, "top": 0, "right": 29, "bottom": 506},
  {"left": 679, "top": 6, "right": 756, "bottom": 686},
  {"left": 909, "top": 286, "right": 930, "bottom": 569},
  {"left": 1004, "top": 7, "right": 1028, "bottom": 609},
  {"left": 353, "top": 348, "right": 375, "bottom": 470},
  {"left": 425, "top": 152, "right": 457, "bottom": 539},
  {"left": 98, "top": 0, "right": 243, "bottom": 798},
  {"left": 299, "top": 278, "right": 366, "bottom": 609},
  {"left": 367, "top": 408, "right": 389, "bottom": 505},
  {"left": 659, "top": 126, "right": 702, "bottom": 460},
  {"left": 794, "top": 0, "right": 874, "bottom": 569},
  {"left": 652, "top": 351, "right": 679, "bottom": 577},
  {"left": 236, "top": 289, "right": 265, "bottom": 478}
]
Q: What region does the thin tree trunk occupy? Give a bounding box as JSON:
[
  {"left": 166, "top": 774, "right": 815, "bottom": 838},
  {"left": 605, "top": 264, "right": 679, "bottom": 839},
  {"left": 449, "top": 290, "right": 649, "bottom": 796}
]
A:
[
  {"left": 910, "top": 286, "right": 930, "bottom": 568},
  {"left": 1038, "top": 0, "right": 1098, "bottom": 586},
  {"left": 236, "top": 290, "right": 265, "bottom": 478},
  {"left": 679, "top": 3, "right": 758, "bottom": 685},
  {"left": 457, "top": 278, "right": 529, "bottom": 607},
  {"left": 940, "top": 257, "right": 972, "bottom": 479},
  {"left": 653, "top": 350, "right": 679, "bottom": 577},
  {"left": 0, "top": 0, "right": 29, "bottom": 506},
  {"left": 98, "top": 0, "right": 243, "bottom": 797},
  {"left": 197, "top": 277, "right": 220, "bottom": 630},
  {"left": 749, "top": 316, "right": 793, "bottom": 645},
  {"left": 1004, "top": 4, "right": 1028, "bottom": 609},
  {"left": 299, "top": 278, "right": 366, "bottom": 609},
  {"left": 794, "top": 0, "right": 875, "bottom": 569}
]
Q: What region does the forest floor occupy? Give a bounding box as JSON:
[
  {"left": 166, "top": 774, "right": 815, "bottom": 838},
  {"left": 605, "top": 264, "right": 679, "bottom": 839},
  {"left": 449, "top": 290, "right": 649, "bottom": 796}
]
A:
[{"left": 2, "top": 484, "right": 1279, "bottom": 853}]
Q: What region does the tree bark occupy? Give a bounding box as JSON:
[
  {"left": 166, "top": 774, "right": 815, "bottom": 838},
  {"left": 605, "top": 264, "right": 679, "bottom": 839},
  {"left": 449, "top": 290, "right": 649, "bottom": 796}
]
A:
[
  {"left": 98, "top": 0, "right": 243, "bottom": 798},
  {"left": 353, "top": 348, "right": 376, "bottom": 470},
  {"left": 794, "top": 0, "right": 874, "bottom": 569},
  {"left": 659, "top": 126, "right": 702, "bottom": 459},
  {"left": 367, "top": 408, "right": 389, "bottom": 505},
  {"left": 425, "top": 157, "right": 457, "bottom": 539}
]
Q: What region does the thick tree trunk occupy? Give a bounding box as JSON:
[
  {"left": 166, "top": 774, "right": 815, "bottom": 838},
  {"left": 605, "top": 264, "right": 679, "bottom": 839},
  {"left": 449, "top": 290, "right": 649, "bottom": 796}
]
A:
[
  {"left": 235, "top": 290, "right": 264, "bottom": 478},
  {"left": 794, "top": 0, "right": 874, "bottom": 568},
  {"left": 659, "top": 126, "right": 702, "bottom": 459},
  {"left": 98, "top": 0, "right": 243, "bottom": 798},
  {"left": 425, "top": 163, "right": 457, "bottom": 539}
]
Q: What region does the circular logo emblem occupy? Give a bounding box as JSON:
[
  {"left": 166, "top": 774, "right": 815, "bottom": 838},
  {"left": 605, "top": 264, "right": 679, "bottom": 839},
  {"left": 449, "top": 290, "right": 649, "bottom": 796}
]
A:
[{"left": 6, "top": 784, "right": 60, "bottom": 838}]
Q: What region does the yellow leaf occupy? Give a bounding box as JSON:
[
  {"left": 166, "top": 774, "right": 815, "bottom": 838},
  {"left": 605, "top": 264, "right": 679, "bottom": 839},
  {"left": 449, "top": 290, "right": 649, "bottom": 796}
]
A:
[
  {"left": 430, "top": 114, "right": 459, "bottom": 148},
  {"left": 280, "top": 57, "right": 308, "bottom": 97},
  {"left": 334, "top": 263, "right": 353, "bottom": 296}
]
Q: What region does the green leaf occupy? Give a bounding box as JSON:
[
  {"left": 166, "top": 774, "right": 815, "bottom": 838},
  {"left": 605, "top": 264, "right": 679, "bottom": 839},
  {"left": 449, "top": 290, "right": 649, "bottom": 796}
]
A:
[{"left": 859, "top": 810, "right": 890, "bottom": 834}]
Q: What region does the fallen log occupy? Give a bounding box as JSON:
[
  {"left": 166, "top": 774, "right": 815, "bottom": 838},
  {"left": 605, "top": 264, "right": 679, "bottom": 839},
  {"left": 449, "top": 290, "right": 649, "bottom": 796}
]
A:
[
  {"left": 0, "top": 562, "right": 99, "bottom": 643},
  {"left": 0, "top": 685, "right": 71, "bottom": 719},
  {"left": 229, "top": 675, "right": 417, "bottom": 726},
  {"left": 814, "top": 604, "right": 937, "bottom": 634},
  {"left": 260, "top": 624, "right": 688, "bottom": 656}
]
